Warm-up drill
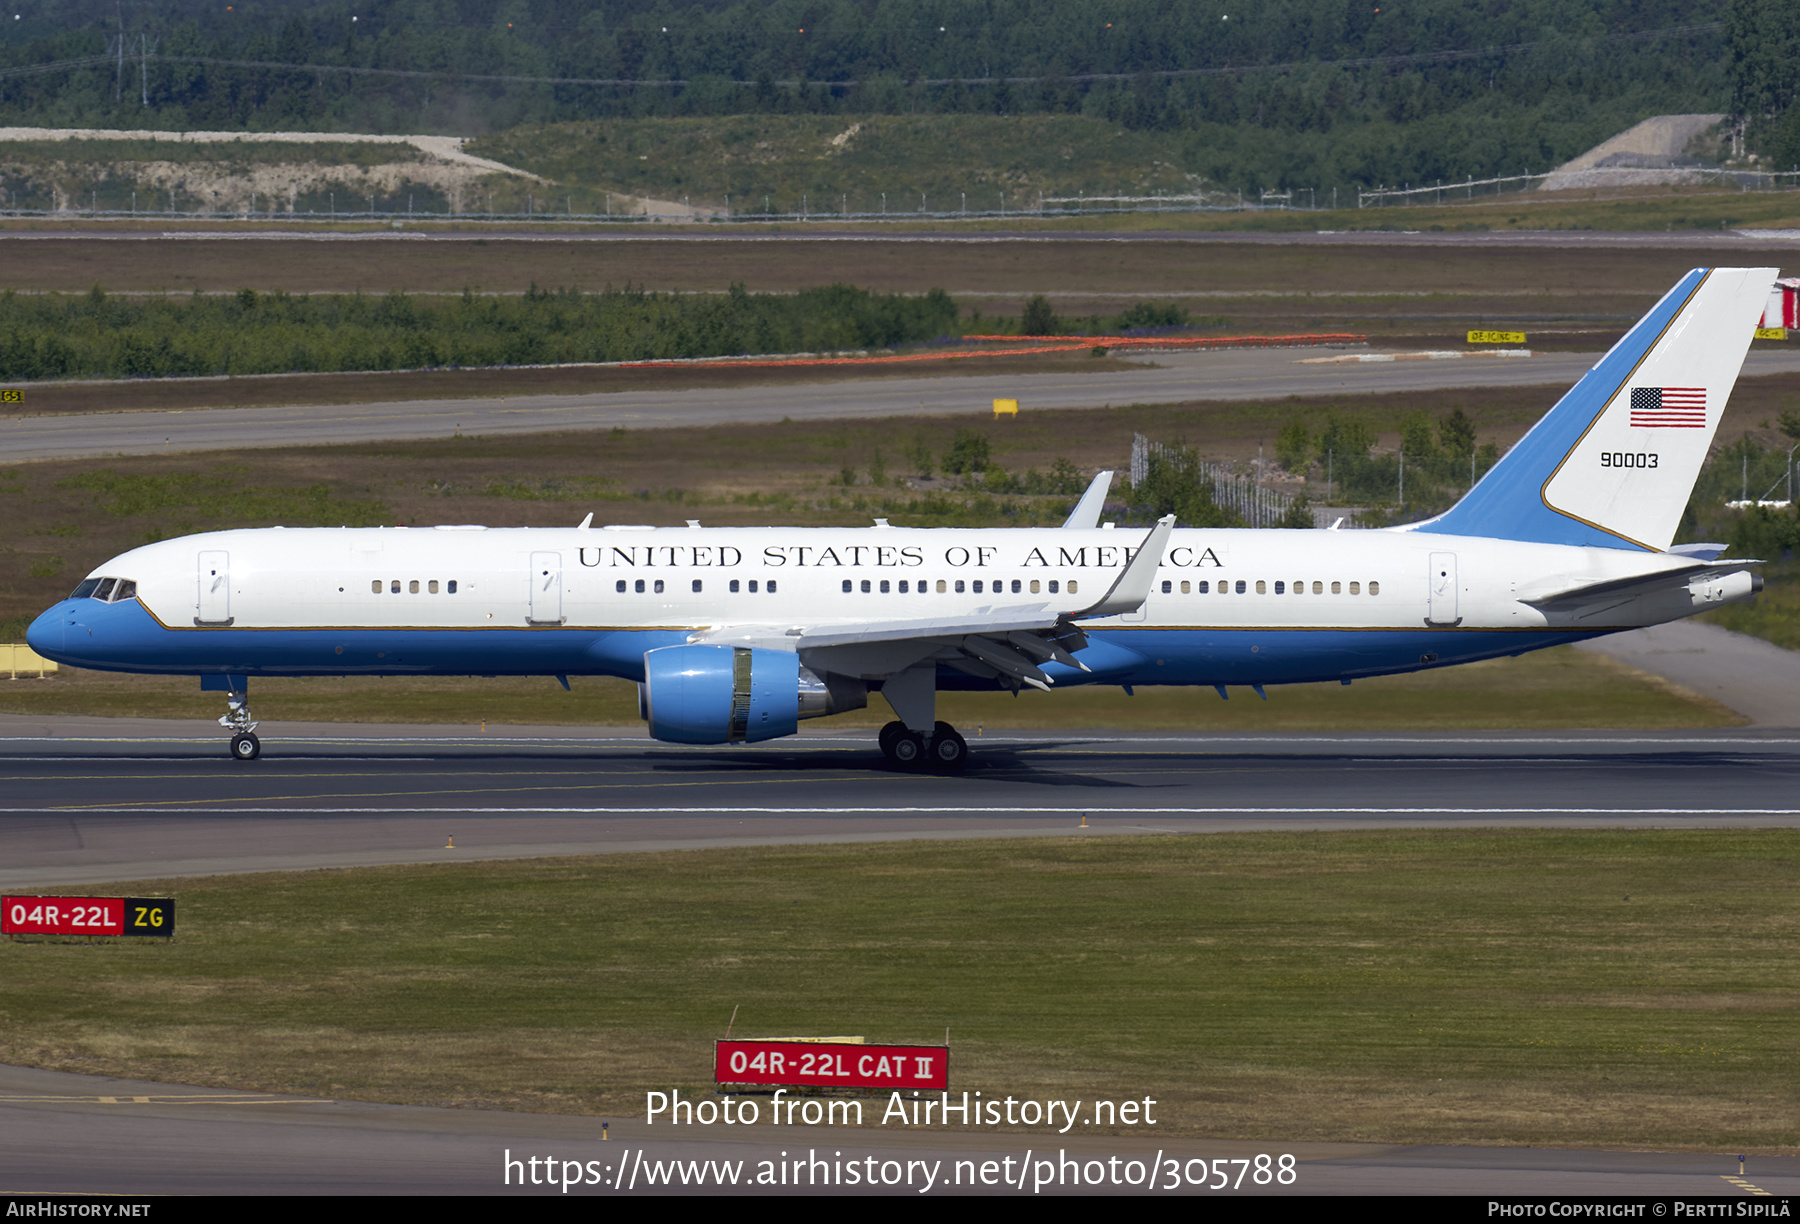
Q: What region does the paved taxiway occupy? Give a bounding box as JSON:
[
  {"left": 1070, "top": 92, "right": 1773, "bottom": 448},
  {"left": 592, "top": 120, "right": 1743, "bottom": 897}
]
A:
[
  {"left": 2, "top": 1062, "right": 1794, "bottom": 1197},
  {"left": 14, "top": 348, "right": 1800, "bottom": 463}
]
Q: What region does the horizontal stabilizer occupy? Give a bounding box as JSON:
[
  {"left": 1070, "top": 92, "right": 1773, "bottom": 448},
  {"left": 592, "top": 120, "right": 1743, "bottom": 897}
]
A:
[{"left": 1523, "top": 563, "right": 1760, "bottom": 616}]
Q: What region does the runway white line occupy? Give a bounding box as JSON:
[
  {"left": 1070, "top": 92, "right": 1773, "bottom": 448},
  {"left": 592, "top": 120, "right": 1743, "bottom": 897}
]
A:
[{"left": 6, "top": 805, "right": 1795, "bottom": 816}]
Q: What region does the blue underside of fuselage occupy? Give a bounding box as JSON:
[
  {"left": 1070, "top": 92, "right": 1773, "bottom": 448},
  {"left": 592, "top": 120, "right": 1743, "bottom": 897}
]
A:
[{"left": 28, "top": 597, "right": 1604, "bottom": 690}]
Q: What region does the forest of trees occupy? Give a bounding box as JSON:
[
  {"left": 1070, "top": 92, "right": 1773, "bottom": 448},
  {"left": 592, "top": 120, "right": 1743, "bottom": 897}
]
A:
[{"left": 0, "top": 1, "right": 1747, "bottom": 191}]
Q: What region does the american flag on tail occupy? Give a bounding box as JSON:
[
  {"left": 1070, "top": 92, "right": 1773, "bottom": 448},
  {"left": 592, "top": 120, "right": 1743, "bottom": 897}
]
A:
[{"left": 1629, "top": 386, "right": 1706, "bottom": 428}]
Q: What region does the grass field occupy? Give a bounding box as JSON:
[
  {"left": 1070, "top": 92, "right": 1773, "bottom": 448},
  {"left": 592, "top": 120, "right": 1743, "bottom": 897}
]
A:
[
  {"left": 0, "top": 646, "right": 1742, "bottom": 732},
  {"left": 5, "top": 829, "right": 1795, "bottom": 1148},
  {"left": 0, "top": 232, "right": 1765, "bottom": 304}
]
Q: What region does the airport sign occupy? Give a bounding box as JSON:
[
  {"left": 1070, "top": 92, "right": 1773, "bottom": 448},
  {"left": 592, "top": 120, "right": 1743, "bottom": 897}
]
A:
[
  {"left": 716, "top": 1040, "right": 949, "bottom": 1089},
  {"left": 3, "top": 896, "right": 174, "bottom": 937}
]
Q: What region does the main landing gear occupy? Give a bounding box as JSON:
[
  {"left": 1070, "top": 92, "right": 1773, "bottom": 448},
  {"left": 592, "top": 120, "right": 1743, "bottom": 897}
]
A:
[
  {"left": 219, "top": 688, "right": 261, "bottom": 761},
  {"left": 879, "top": 720, "right": 969, "bottom": 772}
]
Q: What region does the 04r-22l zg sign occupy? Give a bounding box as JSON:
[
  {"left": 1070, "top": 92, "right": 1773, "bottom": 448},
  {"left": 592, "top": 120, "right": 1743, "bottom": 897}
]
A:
[
  {"left": 716, "top": 1041, "right": 949, "bottom": 1090},
  {"left": 2, "top": 896, "right": 174, "bottom": 937}
]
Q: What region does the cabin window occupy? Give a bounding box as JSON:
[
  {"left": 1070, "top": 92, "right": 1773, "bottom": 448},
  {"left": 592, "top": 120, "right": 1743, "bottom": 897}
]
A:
[
  {"left": 635, "top": 579, "right": 645, "bottom": 594},
  {"left": 692, "top": 579, "right": 703, "bottom": 593},
  {"left": 1048, "top": 580, "right": 1059, "bottom": 594},
  {"left": 391, "top": 580, "right": 401, "bottom": 594},
  {"left": 1236, "top": 580, "right": 1247, "bottom": 594},
  {"left": 409, "top": 580, "right": 420, "bottom": 594},
  {"left": 1331, "top": 581, "right": 1342, "bottom": 594},
  {"left": 936, "top": 579, "right": 947, "bottom": 593},
  {"left": 1012, "top": 579, "right": 1022, "bottom": 594},
  {"left": 1312, "top": 581, "right": 1323, "bottom": 594},
  {"left": 371, "top": 580, "right": 382, "bottom": 594},
  {"left": 1369, "top": 581, "right": 1380, "bottom": 595},
  {"left": 616, "top": 580, "right": 627, "bottom": 593},
  {"left": 1349, "top": 581, "right": 1361, "bottom": 595},
  {"left": 1274, "top": 581, "right": 1285, "bottom": 594},
  {"left": 1030, "top": 579, "right": 1041, "bottom": 594},
  {"left": 448, "top": 581, "right": 457, "bottom": 594},
  {"left": 748, "top": 580, "right": 758, "bottom": 593},
  {"left": 880, "top": 579, "right": 890, "bottom": 593},
  {"left": 1255, "top": 580, "right": 1267, "bottom": 594},
  {"left": 654, "top": 579, "right": 665, "bottom": 594},
  {"left": 1161, "top": 580, "right": 1172, "bottom": 594},
  {"left": 1067, "top": 580, "right": 1078, "bottom": 594},
  {"left": 841, "top": 580, "right": 851, "bottom": 593},
  {"left": 861, "top": 579, "right": 871, "bottom": 593},
  {"left": 955, "top": 580, "right": 965, "bottom": 593},
  {"left": 1180, "top": 580, "right": 1190, "bottom": 594},
  {"left": 766, "top": 580, "right": 777, "bottom": 593},
  {"left": 428, "top": 580, "right": 439, "bottom": 594},
  {"left": 899, "top": 580, "right": 910, "bottom": 593}
]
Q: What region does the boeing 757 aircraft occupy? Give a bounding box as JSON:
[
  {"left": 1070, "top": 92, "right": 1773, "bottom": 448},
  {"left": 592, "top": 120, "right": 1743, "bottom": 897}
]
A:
[{"left": 26, "top": 267, "right": 1778, "bottom": 767}]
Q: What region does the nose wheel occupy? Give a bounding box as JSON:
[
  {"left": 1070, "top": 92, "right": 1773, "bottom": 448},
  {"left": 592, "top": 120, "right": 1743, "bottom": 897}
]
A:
[
  {"left": 879, "top": 720, "right": 969, "bottom": 771},
  {"left": 218, "top": 687, "right": 262, "bottom": 761}
]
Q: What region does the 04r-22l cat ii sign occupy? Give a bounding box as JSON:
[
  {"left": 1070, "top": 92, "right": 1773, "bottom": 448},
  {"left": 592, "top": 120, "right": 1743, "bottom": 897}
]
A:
[{"left": 27, "top": 268, "right": 1777, "bottom": 769}]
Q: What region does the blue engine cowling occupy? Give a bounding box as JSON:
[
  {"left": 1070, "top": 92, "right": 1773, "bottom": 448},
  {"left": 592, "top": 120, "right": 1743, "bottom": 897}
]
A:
[{"left": 642, "top": 644, "right": 800, "bottom": 744}]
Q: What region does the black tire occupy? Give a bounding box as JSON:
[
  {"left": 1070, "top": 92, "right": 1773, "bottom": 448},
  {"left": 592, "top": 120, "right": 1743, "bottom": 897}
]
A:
[
  {"left": 878, "top": 720, "right": 907, "bottom": 759},
  {"left": 929, "top": 726, "right": 969, "bottom": 771},
  {"left": 230, "top": 732, "right": 261, "bottom": 761},
  {"left": 890, "top": 732, "right": 925, "bottom": 767}
]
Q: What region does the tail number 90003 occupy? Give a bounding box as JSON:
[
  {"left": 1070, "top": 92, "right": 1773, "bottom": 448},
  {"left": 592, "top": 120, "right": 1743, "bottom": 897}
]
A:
[{"left": 1601, "top": 452, "right": 1658, "bottom": 469}]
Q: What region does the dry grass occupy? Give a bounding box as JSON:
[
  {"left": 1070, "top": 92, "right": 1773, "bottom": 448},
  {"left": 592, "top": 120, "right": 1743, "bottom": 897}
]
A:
[{"left": 5, "top": 828, "right": 1796, "bottom": 1147}]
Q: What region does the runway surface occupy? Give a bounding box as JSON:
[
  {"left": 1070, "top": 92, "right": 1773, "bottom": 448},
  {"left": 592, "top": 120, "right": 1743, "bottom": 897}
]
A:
[
  {"left": 4, "top": 726, "right": 1797, "bottom": 1196},
  {"left": 14, "top": 349, "right": 1800, "bottom": 462},
  {"left": 4, "top": 725, "right": 1798, "bottom": 888}
]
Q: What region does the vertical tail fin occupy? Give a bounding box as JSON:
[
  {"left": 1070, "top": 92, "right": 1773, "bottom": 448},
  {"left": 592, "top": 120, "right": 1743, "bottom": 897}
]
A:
[{"left": 1415, "top": 267, "right": 1776, "bottom": 551}]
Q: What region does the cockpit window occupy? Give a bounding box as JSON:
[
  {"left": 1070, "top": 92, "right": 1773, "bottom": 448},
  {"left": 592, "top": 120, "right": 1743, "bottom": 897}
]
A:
[{"left": 70, "top": 577, "right": 139, "bottom": 602}]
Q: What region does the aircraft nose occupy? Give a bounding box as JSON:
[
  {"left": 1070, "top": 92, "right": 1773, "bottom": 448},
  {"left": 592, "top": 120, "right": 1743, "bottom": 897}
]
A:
[{"left": 25, "top": 604, "right": 65, "bottom": 658}]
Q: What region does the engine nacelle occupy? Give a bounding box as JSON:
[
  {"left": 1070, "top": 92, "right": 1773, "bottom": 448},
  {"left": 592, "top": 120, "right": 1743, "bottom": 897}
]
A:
[
  {"left": 640, "top": 644, "right": 869, "bottom": 744},
  {"left": 643, "top": 644, "right": 798, "bottom": 744}
]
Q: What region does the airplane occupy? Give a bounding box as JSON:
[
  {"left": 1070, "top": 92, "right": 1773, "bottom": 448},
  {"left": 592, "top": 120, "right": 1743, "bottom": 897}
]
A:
[{"left": 25, "top": 266, "right": 1777, "bottom": 767}]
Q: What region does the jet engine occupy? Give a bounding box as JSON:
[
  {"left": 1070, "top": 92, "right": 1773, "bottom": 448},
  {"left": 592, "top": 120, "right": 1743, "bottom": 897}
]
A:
[{"left": 640, "top": 644, "right": 866, "bottom": 744}]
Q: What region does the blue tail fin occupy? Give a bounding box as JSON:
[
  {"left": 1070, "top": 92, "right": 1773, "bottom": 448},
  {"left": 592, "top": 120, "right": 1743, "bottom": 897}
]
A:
[{"left": 1414, "top": 266, "right": 1776, "bottom": 551}]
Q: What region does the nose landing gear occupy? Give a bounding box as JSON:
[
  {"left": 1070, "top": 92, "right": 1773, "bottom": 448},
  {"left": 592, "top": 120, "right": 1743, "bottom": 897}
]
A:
[{"left": 219, "top": 688, "right": 260, "bottom": 761}]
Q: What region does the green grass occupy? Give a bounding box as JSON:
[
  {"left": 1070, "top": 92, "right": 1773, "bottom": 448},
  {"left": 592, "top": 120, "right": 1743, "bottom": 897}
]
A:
[
  {"left": 1702, "top": 560, "right": 1800, "bottom": 651},
  {"left": 0, "top": 647, "right": 1741, "bottom": 731},
  {"left": 5, "top": 829, "right": 1795, "bottom": 1148}
]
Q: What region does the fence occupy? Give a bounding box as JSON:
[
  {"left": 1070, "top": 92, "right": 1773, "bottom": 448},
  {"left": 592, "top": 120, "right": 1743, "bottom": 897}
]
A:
[
  {"left": 1358, "top": 166, "right": 1800, "bottom": 207},
  {"left": 1127, "top": 433, "right": 1356, "bottom": 529}
]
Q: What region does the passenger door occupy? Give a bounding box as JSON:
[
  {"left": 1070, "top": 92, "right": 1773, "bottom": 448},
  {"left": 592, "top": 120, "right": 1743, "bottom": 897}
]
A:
[
  {"left": 1427, "top": 552, "right": 1459, "bottom": 626},
  {"left": 528, "top": 552, "right": 564, "bottom": 625},
  {"left": 196, "top": 551, "right": 231, "bottom": 626}
]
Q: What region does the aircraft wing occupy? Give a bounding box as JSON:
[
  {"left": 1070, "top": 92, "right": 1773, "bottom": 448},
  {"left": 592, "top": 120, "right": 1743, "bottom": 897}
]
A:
[{"left": 695, "top": 516, "right": 1176, "bottom": 690}]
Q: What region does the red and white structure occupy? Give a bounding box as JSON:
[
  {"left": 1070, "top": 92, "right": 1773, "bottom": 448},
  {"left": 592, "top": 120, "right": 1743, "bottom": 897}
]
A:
[{"left": 1765, "top": 278, "right": 1800, "bottom": 330}]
